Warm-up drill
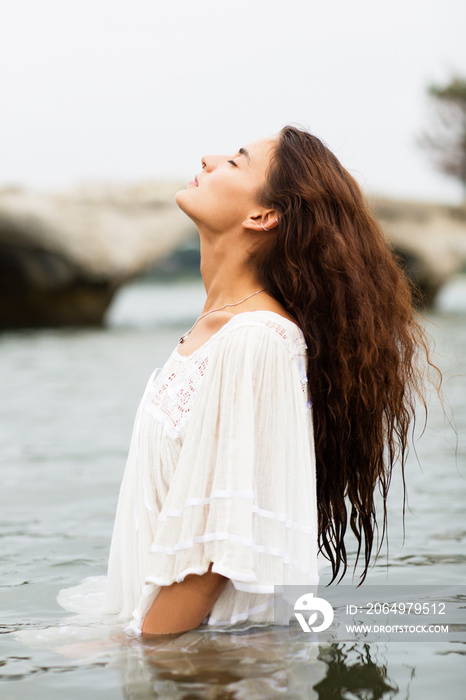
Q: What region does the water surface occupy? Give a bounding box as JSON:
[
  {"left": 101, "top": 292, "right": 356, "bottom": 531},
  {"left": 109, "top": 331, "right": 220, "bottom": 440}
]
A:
[{"left": 1, "top": 278, "right": 465, "bottom": 699}]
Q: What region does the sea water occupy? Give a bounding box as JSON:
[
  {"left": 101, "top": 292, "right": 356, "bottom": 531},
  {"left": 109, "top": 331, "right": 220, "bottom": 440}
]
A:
[{"left": 1, "top": 278, "right": 465, "bottom": 699}]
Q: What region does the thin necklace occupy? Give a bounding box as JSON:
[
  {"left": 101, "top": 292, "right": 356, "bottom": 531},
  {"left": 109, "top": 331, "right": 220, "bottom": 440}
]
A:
[{"left": 179, "top": 289, "right": 266, "bottom": 344}]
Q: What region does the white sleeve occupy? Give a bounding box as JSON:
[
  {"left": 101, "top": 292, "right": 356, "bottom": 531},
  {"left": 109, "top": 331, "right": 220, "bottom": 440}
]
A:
[{"left": 128, "top": 324, "right": 319, "bottom": 632}]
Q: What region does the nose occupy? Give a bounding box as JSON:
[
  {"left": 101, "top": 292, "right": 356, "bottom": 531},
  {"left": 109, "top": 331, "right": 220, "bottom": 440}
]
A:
[
  {"left": 201, "top": 155, "right": 211, "bottom": 171},
  {"left": 201, "top": 154, "right": 226, "bottom": 171}
]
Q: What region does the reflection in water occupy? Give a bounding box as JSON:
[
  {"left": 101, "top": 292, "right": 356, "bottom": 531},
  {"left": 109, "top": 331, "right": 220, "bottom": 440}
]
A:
[
  {"left": 106, "top": 628, "right": 404, "bottom": 700},
  {"left": 13, "top": 621, "right": 410, "bottom": 699},
  {"left": 116, "top": 627, "right": 326, "bottom": 699},
  {"left": 315, "top": 644, "right": 403, "bottom": 700}
]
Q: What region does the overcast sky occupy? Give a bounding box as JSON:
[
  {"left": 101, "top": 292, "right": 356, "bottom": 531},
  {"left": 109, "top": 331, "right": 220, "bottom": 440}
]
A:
[{"left": 0, "top": 0, "right": 464, "bottom": 202}]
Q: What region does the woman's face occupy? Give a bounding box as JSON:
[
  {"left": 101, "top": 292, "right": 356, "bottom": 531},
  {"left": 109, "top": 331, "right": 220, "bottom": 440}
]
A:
[{"left": 175, "top": 136, "right": 277, "bottom": 233}]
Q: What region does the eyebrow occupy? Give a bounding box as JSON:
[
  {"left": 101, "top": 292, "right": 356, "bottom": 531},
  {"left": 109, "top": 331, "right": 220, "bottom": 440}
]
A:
[{"left": 239, "top": 147, "right": 250, "bottom": 163}]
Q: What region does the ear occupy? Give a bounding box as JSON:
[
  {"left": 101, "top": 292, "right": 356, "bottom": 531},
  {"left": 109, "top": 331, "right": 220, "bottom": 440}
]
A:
[{"left": 242, "top": 210, "right": 279, "bottom": 233}]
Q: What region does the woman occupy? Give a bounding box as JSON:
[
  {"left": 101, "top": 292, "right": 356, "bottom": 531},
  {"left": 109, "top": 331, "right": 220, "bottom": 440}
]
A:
[{"left": 103, "top": 126, "right": 432, "bottom": 637}]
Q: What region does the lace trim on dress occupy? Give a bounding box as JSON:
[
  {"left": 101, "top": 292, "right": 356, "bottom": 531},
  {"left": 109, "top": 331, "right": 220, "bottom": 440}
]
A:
[
  {"left": 143, "top": 352, "right": 210, "bottom": 439},
  {"left": 157, "top": 496, "right": 316, "bottom": 536},
  {"left": 142, "top": 313, "right": 311, "bottom": 439},
  {"left": 252, "top": 504, "right": 316, "bottom": 536},
  {"left": 149, "top": 533, "right": 318, "bottom": 579}
]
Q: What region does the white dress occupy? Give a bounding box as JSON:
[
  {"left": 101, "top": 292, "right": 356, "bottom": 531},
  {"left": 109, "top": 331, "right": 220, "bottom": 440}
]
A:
[{"left": 103, "top": 310, "right": 319, "bottom": 635}]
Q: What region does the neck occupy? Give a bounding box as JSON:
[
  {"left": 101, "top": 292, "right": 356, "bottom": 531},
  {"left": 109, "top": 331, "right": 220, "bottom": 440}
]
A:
[{"left": 199, "top": 228, "right": 263, "bottom": 311}]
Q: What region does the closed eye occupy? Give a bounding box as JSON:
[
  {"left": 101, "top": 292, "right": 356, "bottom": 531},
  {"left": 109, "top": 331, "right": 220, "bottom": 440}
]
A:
[{"left": 228, "top": 159, "right": 238, "bottom": 167}]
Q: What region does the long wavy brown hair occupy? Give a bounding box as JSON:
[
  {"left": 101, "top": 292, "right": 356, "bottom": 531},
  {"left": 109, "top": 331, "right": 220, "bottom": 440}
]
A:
[{"left": 255, "top": 125, "right": 438, "bottom": 583}]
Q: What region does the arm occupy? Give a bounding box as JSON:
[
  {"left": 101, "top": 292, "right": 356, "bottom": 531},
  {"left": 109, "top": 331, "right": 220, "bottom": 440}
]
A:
[{"left": 141, "top": 564, "right": 229, "bottom": 637}]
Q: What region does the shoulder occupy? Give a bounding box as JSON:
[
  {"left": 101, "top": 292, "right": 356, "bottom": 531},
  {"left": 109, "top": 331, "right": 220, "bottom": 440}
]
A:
[
  {"left": 204, "top": 311, "right": 309, "bottom": 400},
  {"left": 207, "top": 311, "right": 307, "bottom": 386},
  {"left": 218, "top": 311, "right": 306, "bottom": 356}
]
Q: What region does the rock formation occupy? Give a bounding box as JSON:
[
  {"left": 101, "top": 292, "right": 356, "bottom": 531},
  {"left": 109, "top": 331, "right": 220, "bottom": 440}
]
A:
[
  {"left": 0, "top": 183, "right": 194, "bottom": 328},
  {"left": 371, "top": 198, "right": 466, "bottom": 306}
]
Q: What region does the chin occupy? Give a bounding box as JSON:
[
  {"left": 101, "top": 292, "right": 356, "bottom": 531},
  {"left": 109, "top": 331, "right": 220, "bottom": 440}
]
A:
[
  {"left": 175, "top": 188, "right": 188, "bottom": 209},
  {"left": 175, "top": 189, "right": 197, "bottom": 221}
]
